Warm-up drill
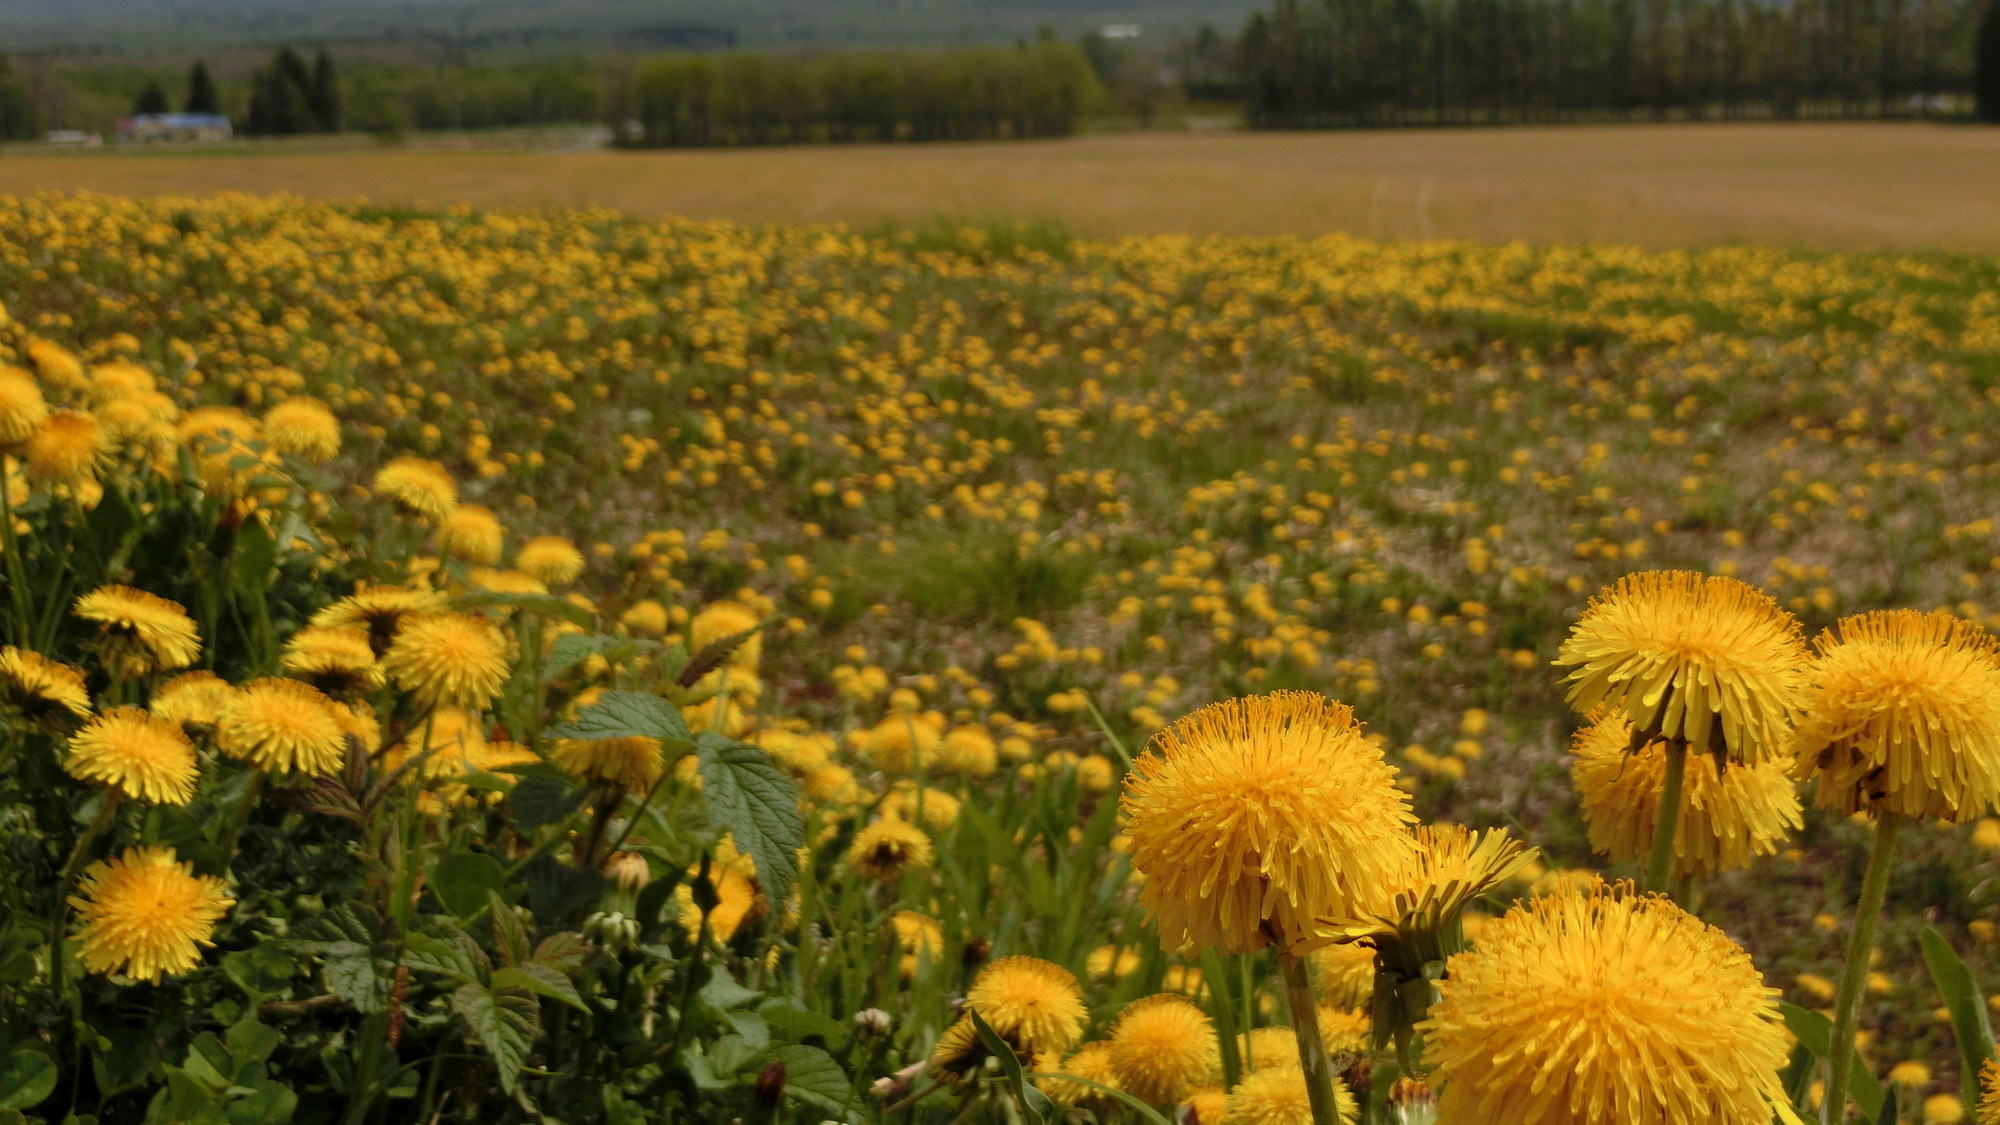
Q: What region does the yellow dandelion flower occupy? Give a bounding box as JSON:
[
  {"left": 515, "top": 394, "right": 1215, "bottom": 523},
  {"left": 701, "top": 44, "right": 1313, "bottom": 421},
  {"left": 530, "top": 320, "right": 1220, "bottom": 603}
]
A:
[
  {"left": 372, "top": 456, "right": 457, "bottom": 522},
  {"left": 215, "top": 678, "right": 347, "bottom": 776},
  {"left": 26, "top": 409, "right": 109, "bottom": 486},
  {"left": 516, "top": 535, "right": 584, "bottom": 586},
  {"left": 1556, "top": 571, "right": 1805, "bottom": 763},
  {"left": 965, "top": 956, "right": 1087, "bottom": 1060},
  {"left": 73, "top": 585, "right": 201, "bottom": 678},
  {"left": 1122, "top": 691, "right": 1415, "bottom": 955},
  {"left": 1795, "top": 609, "right": 2000, "bottom": 823},
  {"left": 150, "top": 670, "right": 235, "bottom": 730},
  {"left": 1419, "top": 881, "right": 1802, "bottom": 1125},
  {"left": 551, "top": 735, "right": 663, "bottom": 792},
  {"left": 0, "top": 645, "right": 91, "bottom": 727},
  {"left": 63, "top": 707, "right": 199, "bottom": 804},
  {"left": 311, "top": 584, "right": 447, "bottom": 655},
  {"left": 678, "top": 838, "right": 765, "bottom": 940},
  {"left": 329, "top": 700, "right": 383, "bottom": 756},
  {"left": 893, "top": 910, "right": 944, "bottom": 979},
  {"left": 383, "top": 707, "right": 489, "bottom": 785},
  {"left": 1310, "top": 942, "right": 1376, "bottom": 1011},
  {"left": 262, "top": 397, "right": 341, "bottom": 462},
  {"left": 845, "top": 817, "right": 933, "bottom": 881},
  {"left": 937, "top": 725, "right": 1000, "bottom": 777},
  {"left": 1573, "top": 710, "right": 1801, "bottom": 877},
  {"left": 70, "top": 846, "right": 234, "bottom": 983},
  {"left": 86, "top": 360, "right": 155, "bottom": 403},
  {"left": 1977, "top": 1056, "right": 2000, "bottom": 1125},
  {"left": 1107, "top": 993, "right": 1220, "bottom": 1106},
  {"left": 1038, "top": 1042, "right": 1120, "bottom": 1108},
  {"left": 690, "top": 600, "right": 762, "bottom": 669},
  {"left": 803, "top": 762, "right": 860, "bottom": 807},
  {"left": 928, "top": 1017, "right": 984, "bottom": 1083},
  {"left": 865, "top": 713, "right": 943, "bottom": 774},
  {"left": 1240, "top": 1026, "right": 1302, "bottom": 1072},
  {"left": 26, "top": 337, "right": 86, "bottom": 390},
  {"left": 443, "top": 504, "right": 506, "bottom": 565},
  {"left": 1222, "top": 1063, "right": 1359, "bottom": 1125},
  {"left": 1316, "top": 1006, "right": 1370, "bottom": 1057},
  {"left": 381, "top": 612, "right": 508, "bottom": 710},
  {"left": 619, "top": 599, "right": 668, "bottom": 639},
  {"left": 280, "top": 626, "right": 385, "bottom": 699},
  {"left": 0, "top": 366, "right": 49, "bottom": 443}
]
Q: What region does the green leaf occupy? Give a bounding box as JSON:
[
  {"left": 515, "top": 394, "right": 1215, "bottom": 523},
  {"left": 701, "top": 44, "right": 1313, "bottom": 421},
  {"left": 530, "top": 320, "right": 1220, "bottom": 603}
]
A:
[
  {"left": 1023, "top": 1070, "right": 1175, "bottom": 1125},
  {"left": 529, "top": 932, "right": 591, "bottom": 974},
  {"left": 547, "top": 690, "right": 693, "bottom": 745},
  {"left": 493, "top": 964, "right": 587, "bottom": 1013},
  {"left": 451, "top": 983, "right": 537, "bottom": 1094},
  {"left": 1779, "top": 1003, "right": 1883, "bottom": 1120},
  {"left": 509, "top": 773, "right": 583, "bottom": 832},
  {"left": 764, "top": 1044, "right": 850, "bottom": 1113},
  {"left": 225, "top": 1080, "right": 298, "bottom": 1125},
  {"left": 700, "top": 971, "right": 760, "bottom": 1012},
  {"left": 696, "top": 735, "right": 804, "bottom": 906},
  {"left": 1200, "top": 949, "right": 1242, "bottom": 1090},
  {"left": 0, "top": 1049, "right": 56, "bottom": 1109},
  {"left": 402, "top": 931, "right": 485, "bottom": 983},
  {"left": 545, "top": 633, "right": 620, "bottom": 678},
  {"left": 431, "top": 851, "right": 507, "bottom": 921},
  {"left": 182, "top": 1034, "right": 234, "bottom": 1093},
  {"left": 1874, "top": 1086, "right": 1898, "bottom": 1125},
  {"left": 758, "top": 1002, "right": 847, "bottom": 1043},
  {"left": 968, "top": 1009, "right": 1052, "bottom": 1124},
  {"left": 490, "top": 893, "right": 529, "bottom": 967},
  {"left": 1921, "top": 927, "right": 1997, "bottom": 1112},
  {"left": 231, "top": 516, "right": 278, "bottom": 598},
  {"left": 524, "top": 855, "right": 608, "bottom": 921},
  {"left": 224, "top": 1022, "right": 280, "bottom": 1065}
]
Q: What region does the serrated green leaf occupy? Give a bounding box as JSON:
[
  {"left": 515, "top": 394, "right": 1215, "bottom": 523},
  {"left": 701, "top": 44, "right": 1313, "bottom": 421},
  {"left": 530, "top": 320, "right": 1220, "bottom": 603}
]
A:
[
  {"left": 696, "top": 736, "right": 804, "bottom": 906},
  {"left": 547, "top": 690, "right": 693, "bottom": 745},
  {"left": 1921, "top": 927, "right": 1996, "bottom": 1112},
  {"left": 431, "top": 851, "right": 506, "bottom": 921},
  {"left": 491, "top": 893, "right": 529, "bottom": 967},
  {"left": 451, "top": 983, "right": 537, "bottom": 1094},
  {"left": 758, "top": 1002, "right": 847, "bottom": 1043},
  {"left": 508, "top": 772, "right": 583, "bottom": 833},
  {"left": 0, "top": 1050, "right": 56, "bottom": 1109},
  {"left": 700, "top": 971, "right": 760, "bottom": 1012},
  {"left": 529, "top": 932, "right": 591, "bottom": 974},
  {"left": 764, "top": 1044, "right": 850, "bottom": 1113},
  {"left": 493, "top": 964, "right": 587, "bottom": 1013},
  {"left": 1779, "top": 1003, "right": 1883, "bottom": 1120},
  {"left": 545, "top": 633, "right": 620, "bottom": 678},
  {"left": 402, "top": 932, "right": 483, "bottom": 983}
]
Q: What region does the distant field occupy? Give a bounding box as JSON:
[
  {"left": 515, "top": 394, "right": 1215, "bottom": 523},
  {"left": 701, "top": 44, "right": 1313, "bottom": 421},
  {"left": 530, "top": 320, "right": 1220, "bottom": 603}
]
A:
[{"left": 4, "top": 122, "right": 2000, "bottom": 250}]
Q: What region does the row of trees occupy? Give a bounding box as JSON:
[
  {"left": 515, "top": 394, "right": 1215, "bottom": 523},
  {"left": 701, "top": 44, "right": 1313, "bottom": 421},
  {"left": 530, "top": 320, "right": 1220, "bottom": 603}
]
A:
[
  {"left": 1240, "top": 0, "right": 2000, "bottom": 125},
  {"left": 244, "top": 48, "right": 341, "bottom": 135},
  {"left": 615, "top": 39, "right": 1101, "bottom": 147},
  {"left": 131, "top": 62, "right": 218, "bottom": 117},
  {"left": 0, "top": 57, "right": 34, "bottom": 141}
]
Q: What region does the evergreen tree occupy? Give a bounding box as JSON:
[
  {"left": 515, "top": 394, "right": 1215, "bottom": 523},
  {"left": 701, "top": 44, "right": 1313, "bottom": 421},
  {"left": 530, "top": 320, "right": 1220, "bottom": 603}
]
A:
[
  {"left": 309, "top": 48, "right": 341, "bottom": 131},
  {"left": 0, "top": 57, "right": 35, "bottom": 141},
  {"left": 132, "top": 82, "right": 169, "bottom": 116},
  {"left": 245, "top": 49, "right": 316, "bottom": 135},
  {"left": 185, "top": 61, "right": 219, "bottom": 115},
  {"left": 1978, "top": 0, "right": 2000, "bottom": 120}
]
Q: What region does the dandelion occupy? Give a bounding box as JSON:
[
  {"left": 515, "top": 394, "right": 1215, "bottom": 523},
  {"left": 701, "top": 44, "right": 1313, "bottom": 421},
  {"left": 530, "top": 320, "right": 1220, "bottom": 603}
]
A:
[
  {"left": 372, "top": 456, "right": 457, "bottom": 521},
  {"left": 1793, "top": 609, "right": 2000, "bottom": 1121},
  {"left": 966, "top": 956, "right": 1087, "bottom": 1058},
  {"left": 1309, "top": 942, "right": 1376, "bottom": 1011},
  {"left": 150, "top": 670, "right": 235, "bottom": 731},
  {"left": 845, "top": 818, "right": 932, "bottom": 881},
  {"left": 551, "top": 736, "right": 663, "bottom": 793},
  {"left": 0, "top": 367, "right": 49, "bottom": 443},
  {"left": 864, "top": 713, "right": 942, "bottom": 774},
  {"left": 1978, "top": 1057, "right": 2000, "bottom": 1125},
  {"left": 443, "top": 504, "right": 506, "bottom": 565},
  {"left": 1038, "top": 1042, "right": 1120, "bottom": 1108},
  {"left": 1106, "top": 993, "right": 1220, "bottom": 1106},
  {"left": 516, "top": 535, "right": 585, "bottom": 586},
  {"left": 381, "top": 612, "right": 508, "bottom": 710},
  {"left": 618, "top": 599, "right": 668, "bottom": 639},
  {"left": 215, "top": 678, "right": 347, "bottom": 775},
  {"left": 1556, "top": 571, "right": 1804, "bottom": 763},
  {"left": 690, "top": 600, "right": 763, "bottom": 668},
  {"left": 1419, "top": 881, "right": 1800, "bottom": 1125},
  {"left": 1222, "top": 1063, "right": 1359, "bottom": 1125},
  {"left": 281, "top": 626, "right": 385, "bottom": 698},
  {"left": 71, "top": 846, "right": 234, "bottom": 982},
  {"left": 1572, "top": 711, "right": 1801, "bottom": 878},
  {"left": 262, "top": 397, "right": 341, "bottom": 462},
  {"left": 25, "top": 409, "right": 108, "bottom": 486},
  {"left": 0, "top": 645, "right": 91, "bottom": 728},
  {"left": 892, "top": 911, "right": 943, "bottom": 979},
  {"left": 73, "top": 585, "right": 201, "bottom": 678},
  {"left": 63, "top": 707, "right": 200, "bottom": 804},
  {"left": 1122, "top": 691, "right": 1414, "bottom": 956},
  {"left": 678, "top": 839, "right": 764, "bottom": 940},
  {"left": 311, "top": 584, "right": 447, "bottom": 654}
]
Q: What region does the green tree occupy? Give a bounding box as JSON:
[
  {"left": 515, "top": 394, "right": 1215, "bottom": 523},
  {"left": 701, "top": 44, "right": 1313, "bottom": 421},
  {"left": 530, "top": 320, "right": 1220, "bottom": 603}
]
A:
[
  {"left": 132, "top": 81, "right": 169, "bottom": 116},
  {"left": 185, "top": 61, "right": 219, "bottom": 115},
  {"left": 309, "top": 48, "right": 341, "bottom": 131},
  {"left": 0, "top": 56, "right": 35, "bottom": 140},
  {"left": 1978, "top": 0, "right": 2000, "bottom": 120}
]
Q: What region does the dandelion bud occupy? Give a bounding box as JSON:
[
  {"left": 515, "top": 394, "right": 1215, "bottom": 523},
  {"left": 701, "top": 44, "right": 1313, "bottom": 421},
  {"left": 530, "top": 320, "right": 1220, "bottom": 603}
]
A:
[{"left": 855, "top": 1008, "right": 893, "bottom": 1036}]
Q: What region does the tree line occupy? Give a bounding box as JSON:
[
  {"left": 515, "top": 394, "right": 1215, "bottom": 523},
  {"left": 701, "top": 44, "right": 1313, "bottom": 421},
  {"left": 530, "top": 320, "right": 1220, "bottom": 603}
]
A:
[
  {"left": 1239, "top": 0, "right": 2000, "bottom": 125},
  {"left": 613, "top": 39, "right": 1101, "bottom": 147}
]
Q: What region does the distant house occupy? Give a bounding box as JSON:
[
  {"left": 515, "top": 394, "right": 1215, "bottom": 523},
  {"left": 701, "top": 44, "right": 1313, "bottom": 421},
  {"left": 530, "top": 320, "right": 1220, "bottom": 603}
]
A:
[
  {"left": 115, "top": 113, "right": 232, "bottom": 143},
  {"left": 45, "top": 129, "right": 102, "bottom": 146}
]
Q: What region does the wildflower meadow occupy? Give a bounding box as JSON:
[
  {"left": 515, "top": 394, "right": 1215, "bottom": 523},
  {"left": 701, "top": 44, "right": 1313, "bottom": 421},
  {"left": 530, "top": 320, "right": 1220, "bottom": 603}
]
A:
[{"left": 6, "top": 191, "right": 2000, "bottom": 1124}]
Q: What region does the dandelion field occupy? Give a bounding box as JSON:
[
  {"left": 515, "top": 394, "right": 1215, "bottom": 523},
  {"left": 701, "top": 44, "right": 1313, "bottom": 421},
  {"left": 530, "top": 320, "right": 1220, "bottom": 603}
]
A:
[{"left": 5, "top": 191, "right": 2000, "bottom": 1123}]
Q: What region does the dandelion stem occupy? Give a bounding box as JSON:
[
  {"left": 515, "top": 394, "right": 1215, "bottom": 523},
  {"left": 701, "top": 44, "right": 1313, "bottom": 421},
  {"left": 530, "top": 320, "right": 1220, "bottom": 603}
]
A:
[
  {"left": 1823, "top": 812, "right": 1903, "bottom": 1124},
  {"left": 1642, "top": 739, "right": 1688, "bottom": 894},
  {"left": 1277, "top": 949, "right": 1343, "bottom": 1125}
]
